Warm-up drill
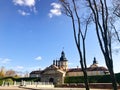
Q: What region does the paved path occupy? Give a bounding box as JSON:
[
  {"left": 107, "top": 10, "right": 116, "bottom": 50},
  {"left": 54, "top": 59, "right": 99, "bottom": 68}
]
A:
[
  {"left": 0, "top": 86, "right": 29, "bottom": 90},
  {"left": 0, "top": 86, "right": 120, "bottom": 90}
]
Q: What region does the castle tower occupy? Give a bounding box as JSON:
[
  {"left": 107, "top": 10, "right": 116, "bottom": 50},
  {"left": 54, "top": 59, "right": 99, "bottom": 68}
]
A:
[
  {"left": 90, "top": 57, "right": 98, "bottom": 67},
  {"left": 58, "top": 51, "right": 68, "bottom": 71}
]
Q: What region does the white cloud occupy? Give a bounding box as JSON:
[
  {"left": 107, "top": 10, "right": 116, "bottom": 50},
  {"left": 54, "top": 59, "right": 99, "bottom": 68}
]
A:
[
  {"left": 51, "top": 3, "right": 61, "bottom": 9},
  {"left": 18, "top": 10, "right": 30, "bottom": 16},
  {"left": 13, "top": 0, "right": 35, "bottom": 7},
  {"left": 12, "top": 0, "right": 37, "bottom": 16},
  {"left": 48, "top": 3, "right": 62, "bottom": 18},
  {"left": 35, "top": 56, "right": 42, "bottom": 61},
  {"left": 0, "top": 58, "right": 11, "bottom": 64}
]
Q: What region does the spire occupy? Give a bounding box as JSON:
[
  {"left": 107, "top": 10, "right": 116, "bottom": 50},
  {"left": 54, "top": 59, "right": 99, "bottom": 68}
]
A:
[
  {"left": 60, "top": 51, "right": 67, "bottom": 61},
  {"left": 90, "top": 57, "right": 98, "bottom": 67},
  {"left": 93, "top": 57, "right": 98, "bottom": 64}
]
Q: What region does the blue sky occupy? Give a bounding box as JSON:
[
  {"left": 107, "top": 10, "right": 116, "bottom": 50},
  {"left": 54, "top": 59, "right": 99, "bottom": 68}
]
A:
[{"left": 0, "top": 0, "right": 120, "bottom": 75}]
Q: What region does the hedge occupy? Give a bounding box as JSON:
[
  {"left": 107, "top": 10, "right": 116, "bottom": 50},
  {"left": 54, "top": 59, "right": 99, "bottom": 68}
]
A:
[
  {"left": 12, "top": 77, "right": 40, "bottom": 82},
  {"left": 0, "top": 77, "right": 40, "bottom": 86},
  {"left": 0, "top": 73, "right": 120, "bottom": 86},
  {"left": 0, "top": 78, "right": 14, "bottom": 86},
  {"left": 64, "top": 73, "right": 120, "bottom": 84}
]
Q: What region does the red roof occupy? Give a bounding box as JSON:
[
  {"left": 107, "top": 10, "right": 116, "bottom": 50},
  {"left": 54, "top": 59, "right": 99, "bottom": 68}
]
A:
[{"left": 67, "top": 67, "right": 108, "bottom": 73}]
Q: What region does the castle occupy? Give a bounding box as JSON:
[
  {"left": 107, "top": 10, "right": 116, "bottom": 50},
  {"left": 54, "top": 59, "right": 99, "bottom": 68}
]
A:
[{"left": 30, "top": 51, "right": 109, "bottom": 84}]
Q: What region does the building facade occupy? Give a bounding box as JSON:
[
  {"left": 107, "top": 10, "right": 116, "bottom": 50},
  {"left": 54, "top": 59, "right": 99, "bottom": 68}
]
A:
[{"left": 30, "top": 51, "right": 109, "bottom": 84}]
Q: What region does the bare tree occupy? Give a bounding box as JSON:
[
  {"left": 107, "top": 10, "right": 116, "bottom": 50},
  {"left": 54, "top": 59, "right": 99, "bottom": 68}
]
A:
[
  {"left": 112, "top": 0, "right": 120, "bottom": 18},
  {"left": 5, "top": 69, "right": 16, "bottom": 77},
  {"left": 0, "top": 66, "right": 5, "bottom": 77},
  {"left": 111, "top": 0, "right": 120, "bottom": 43},
  {"left": 87, "top": 0, "right": 118, "bottom": 89},
  {"left": 59, "top": 0, "right": 92, "bottom": 90}
]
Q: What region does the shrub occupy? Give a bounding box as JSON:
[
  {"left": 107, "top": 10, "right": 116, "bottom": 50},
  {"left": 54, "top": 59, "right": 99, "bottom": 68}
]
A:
[
  {"left": 4, "top": 78, "right": 14, "bottom": 85},
  {"left": 116, "top": 73, "right": 120, "bottom": 84},
  {"left": 0, "top": 79, "right": 3, "bottom": 86}
]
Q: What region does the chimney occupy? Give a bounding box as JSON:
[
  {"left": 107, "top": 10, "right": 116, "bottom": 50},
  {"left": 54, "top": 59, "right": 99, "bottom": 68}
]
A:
[
  {"left": 53, "top": 60, "right": 55, "bottom": 65},
  {"left": 56, "top": 60, "right": 58, "bottom": 66}
]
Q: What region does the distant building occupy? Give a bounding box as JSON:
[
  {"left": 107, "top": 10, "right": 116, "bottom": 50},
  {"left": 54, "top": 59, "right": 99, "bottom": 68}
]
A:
[
  {"left": 30, "top": 51, "right": 109, "bottom": 84},
  {"left": 30, "top": 70, "right": 42, "bottom": 78}
]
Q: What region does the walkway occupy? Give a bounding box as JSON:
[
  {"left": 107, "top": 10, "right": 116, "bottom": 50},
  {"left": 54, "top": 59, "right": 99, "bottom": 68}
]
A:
[
  {"left": 0, "top": 86, "right": 120, "bottom": 90},
  {"left": 0, "top": 86, "right": 28, "bottom": 90}
]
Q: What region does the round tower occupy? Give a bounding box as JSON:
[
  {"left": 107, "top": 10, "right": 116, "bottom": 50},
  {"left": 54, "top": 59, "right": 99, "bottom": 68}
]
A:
[{"left": 58, "top": 51, "right": 68, "bottom": 71}]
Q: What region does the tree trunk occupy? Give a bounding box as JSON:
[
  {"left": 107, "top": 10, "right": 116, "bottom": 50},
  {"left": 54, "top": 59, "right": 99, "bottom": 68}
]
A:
[
  {"left": 110, "top": 70, "right": 118, "bottom": 90},
  {"left": 83, "top": 69, "right": 89, "bottom": 90},
  {"left": 105, "top": 55, "right": 118, "bottom": 90},
  {"left": 108, "top": 63, "right": 118, "bottom": 90},
  {"left": 80, "top": 59, "right": 89, "bottom": 90}
]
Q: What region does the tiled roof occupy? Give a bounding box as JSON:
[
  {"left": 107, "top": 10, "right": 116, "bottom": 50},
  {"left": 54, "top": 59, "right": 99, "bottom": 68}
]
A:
[
  {"left": 67, "top": 68, "right": 82, "bottom": 72},
  {"left": 87, "top": 67, "right": 108, "bottom": 71},
  {"left": 30, "top": 66, "right": 108, "bottom": 74},
  {"left": 30, "top": 70, "right": 42, "bottom": 74},
  {"left": 67, "top": 67, "right": 108, "bottom": 73}
]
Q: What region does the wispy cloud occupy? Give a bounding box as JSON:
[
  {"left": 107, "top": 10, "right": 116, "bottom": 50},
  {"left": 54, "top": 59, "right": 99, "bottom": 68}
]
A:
[
  {"left": 0, "top": 58, "right": 11, "bottom": 64},
  {"left": 13, "top": 0, "right": 35, "bottom": 7},
  {"left": 12, "top": 0, "right": 37, "bottom": 16},
  {"left": 49, "top": 3, "right": 62, "bottom": 18},
  {"left": 16, "top": 66, "right": 24, "bottom": 70},
  {"left": 18, "top": 10, "right": 30, "bottom": 16},
  {"left": 35, "top": 56, "right": 42, "bottom": 61}
]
